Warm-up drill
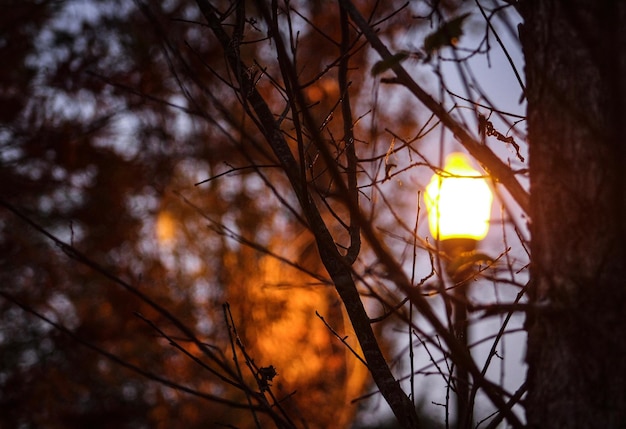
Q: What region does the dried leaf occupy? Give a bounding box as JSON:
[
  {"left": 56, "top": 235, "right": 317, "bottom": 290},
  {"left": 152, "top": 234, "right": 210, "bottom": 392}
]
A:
[
  {"left": 424, "top": 13, "right": 471, "bottom": 54},
  {"left": 371, "top": 51, "right": 409, "bottom": 76},
  {"left": 447, "top": 252, "right": 494, "bottom": 276}
]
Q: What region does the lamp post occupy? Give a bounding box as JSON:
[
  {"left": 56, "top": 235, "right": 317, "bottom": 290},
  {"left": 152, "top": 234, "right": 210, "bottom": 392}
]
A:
[{"left": 424, "top": 152, "right": 493, "bottom": 429}]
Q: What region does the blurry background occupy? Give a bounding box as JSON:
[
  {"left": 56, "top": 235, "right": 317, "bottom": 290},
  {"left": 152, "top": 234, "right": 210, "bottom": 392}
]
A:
[{"left": 0, "top": 1, "right": 528, "bottom": 428}]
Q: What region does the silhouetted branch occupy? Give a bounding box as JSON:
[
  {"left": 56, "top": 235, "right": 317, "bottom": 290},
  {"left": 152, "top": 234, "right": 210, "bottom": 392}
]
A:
[
  {"left": 0, "top": 290, "right": 260, "bottom": 411},
  {"left": 339, "top": 0, "right": 530, "bottom": 215}
]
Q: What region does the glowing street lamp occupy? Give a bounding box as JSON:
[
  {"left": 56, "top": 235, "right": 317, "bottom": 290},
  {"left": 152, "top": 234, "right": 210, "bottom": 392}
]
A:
[
  {"left": 424, "top": 152, "right": 493, "bottom": 257},
  {"left": 423, "top": 152, "right": 493, "bottom": 429}
]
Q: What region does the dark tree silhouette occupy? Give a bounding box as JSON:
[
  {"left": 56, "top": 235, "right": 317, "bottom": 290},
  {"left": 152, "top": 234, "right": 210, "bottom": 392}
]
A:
[{"left": 520, "top": 1, "right": 626, "bottom": 427}]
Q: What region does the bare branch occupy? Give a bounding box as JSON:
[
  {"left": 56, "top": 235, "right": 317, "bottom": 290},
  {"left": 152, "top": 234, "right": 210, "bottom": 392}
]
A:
[{"left": 339, "top": 0, "right": 530, "bottom": 215}]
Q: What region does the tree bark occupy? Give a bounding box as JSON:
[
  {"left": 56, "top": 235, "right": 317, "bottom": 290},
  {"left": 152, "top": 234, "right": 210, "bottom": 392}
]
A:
[{"left": 521, "top": 1, "right": 626, "bottom": 427}]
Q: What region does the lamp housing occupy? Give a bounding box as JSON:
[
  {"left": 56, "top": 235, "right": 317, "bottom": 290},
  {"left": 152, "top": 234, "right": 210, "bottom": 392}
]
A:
[{"left": 424, "top": 152, "right": 493, "bottom": 243}]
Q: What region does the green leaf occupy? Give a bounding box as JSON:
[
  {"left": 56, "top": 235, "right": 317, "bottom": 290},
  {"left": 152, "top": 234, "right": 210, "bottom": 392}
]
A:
[
  {"left": 423, "top": 13, "right": 471, "bottom": 54},
  {"left": 371, "top": 51, "right": 409, "bottom": 76}
]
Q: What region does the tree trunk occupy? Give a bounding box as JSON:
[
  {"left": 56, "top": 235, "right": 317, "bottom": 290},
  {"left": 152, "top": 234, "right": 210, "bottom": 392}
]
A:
[{"left": 520, "top": 1, "right": 626, "bottom": 427}]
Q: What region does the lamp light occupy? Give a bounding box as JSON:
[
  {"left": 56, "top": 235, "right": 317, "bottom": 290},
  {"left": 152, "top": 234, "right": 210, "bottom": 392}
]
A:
[
  {"left": 424, "top": 152, "right": 493, "bottom": 256},
  {"left": 424, "top": 152, "right": 493, "bottom": 429}
]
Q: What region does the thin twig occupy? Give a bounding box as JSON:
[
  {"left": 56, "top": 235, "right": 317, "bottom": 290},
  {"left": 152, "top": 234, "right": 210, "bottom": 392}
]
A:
[{"left": 315, "top": 311, "right": 368, "bottom": 368}]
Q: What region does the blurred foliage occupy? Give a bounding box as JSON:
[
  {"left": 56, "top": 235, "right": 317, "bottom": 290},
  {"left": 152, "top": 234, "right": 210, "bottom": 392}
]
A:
[
  {"left": 0, "top": 0, "right": 523, "bottom": 427},
  {"left": 423, "top": 13, "right": 471, "bottom": 54},
  {"left": 0, "top": 0, "right": 417, "bottom": 427}
]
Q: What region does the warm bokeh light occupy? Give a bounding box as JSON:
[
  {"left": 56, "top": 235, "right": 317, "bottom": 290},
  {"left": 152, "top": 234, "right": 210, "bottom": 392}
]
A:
[
  {"left": 156, "top": 210, "right": 176, "bottom": 245},
  {"left": 228, "top": 232, "right": 369, "bottom": 429},
  {"left": 425, "top": 152, "right": 493, "bottom": 241}
]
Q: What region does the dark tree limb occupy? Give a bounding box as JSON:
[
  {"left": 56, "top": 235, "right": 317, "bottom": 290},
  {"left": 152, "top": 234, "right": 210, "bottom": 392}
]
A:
[
  {"left": 338, "top": 0, "right": 530, "bottom": 215},
  {"left": 195, "top": 1, "right": 420, "bottom": 427},
  {"left": 339, "top": 4, "right": 361, "bottom": 265}
]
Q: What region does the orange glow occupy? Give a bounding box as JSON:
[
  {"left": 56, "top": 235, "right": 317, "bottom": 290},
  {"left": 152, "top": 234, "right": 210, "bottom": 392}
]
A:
[
  {"left": 424, "top": 153, "right": 493, "bottom": 241},
  {"left": 227, "top": 233, "right": 369, "bottom": 428},
  {"left": 156, "top": 210, "right": 176, "bottom": 245}
]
